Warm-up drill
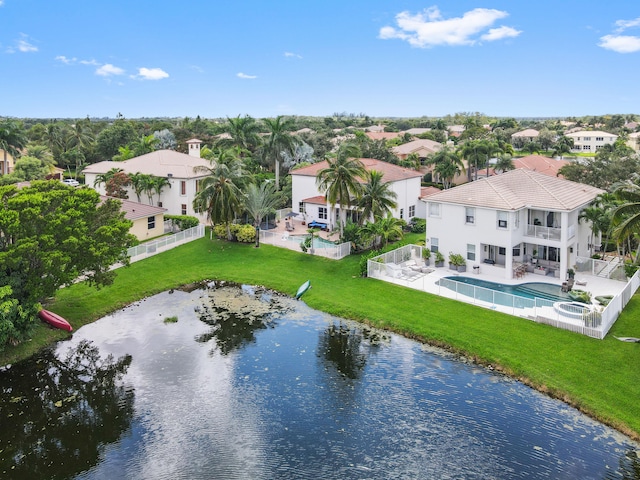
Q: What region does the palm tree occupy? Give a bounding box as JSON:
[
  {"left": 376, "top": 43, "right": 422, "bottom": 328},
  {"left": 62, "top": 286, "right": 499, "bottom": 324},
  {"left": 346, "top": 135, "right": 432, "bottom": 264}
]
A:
[
  {"left": 494, "top": 154, "right": 515, "bottom": 174},
  {"left": 357, "top": 170, "right": 397, "bottom": 224},
  {"left": 217, "top": 115, "right": 261, "bottom": 155},
  {"left": 263, "top": 116, "right": 299, "bottom": 190},
  {"left": 132, "top": 135, "right": 158, "bottom": 156},
  {"left": 151, "top": 176, "right": 171, "bottom": 206},
  {"left": 129, "top": 172, "right": 152, "bottom": 202},
  {"left": 458, "top": 139, "right": 488, "bottom": 181},
  {"left": 361, "top": 215, "right": 404, "bottom": 248},
  {"left": 113, "top": 145, "right": 135, "bottom": 162},
  {"left": 316, "top": 142, "right": 366, "bottom": 236},
  {"left": 426, "top": 146, "right": 465, "bottom": 189},
  {"left": 244, "top": 181, "right": 282, "bottom": 247},
  {"left": 93, "top": 168, "right": 124, "bottom": 189},
  {"left": 66, "top": 119, "right": 95, "bottom": 152},
  {"left": 578, "top": 205, "right": 607, "bottom": 256},
  {"left": 610, "top": 181, "right": 640, "bottom": 264},
  {"left": 0, "top": 119, "right": 27, "bottom": 175},
  {"left": 193, "top": 153, "right": 245, "bottom": 240}
]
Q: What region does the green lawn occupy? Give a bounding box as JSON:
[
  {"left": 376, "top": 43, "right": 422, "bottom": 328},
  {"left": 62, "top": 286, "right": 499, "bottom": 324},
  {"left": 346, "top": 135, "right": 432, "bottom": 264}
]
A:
[{"left": 3, "top": 234, "right": 640, "bottom": 440}]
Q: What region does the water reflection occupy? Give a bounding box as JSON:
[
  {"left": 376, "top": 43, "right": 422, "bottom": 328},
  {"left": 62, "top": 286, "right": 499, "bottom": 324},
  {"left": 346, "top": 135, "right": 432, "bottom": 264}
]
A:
[
  {"left": 0, "top": 340, "right": 133, "bottom": 479},
  {"left": 1, "top": 286, "right": 639, "bottom": 479}
]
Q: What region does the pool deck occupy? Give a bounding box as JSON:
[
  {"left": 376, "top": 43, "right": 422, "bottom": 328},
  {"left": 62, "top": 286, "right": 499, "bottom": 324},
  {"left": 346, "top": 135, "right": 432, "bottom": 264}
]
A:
[{"left": 372, "top": 260, "right": 627, "bottom": 334}]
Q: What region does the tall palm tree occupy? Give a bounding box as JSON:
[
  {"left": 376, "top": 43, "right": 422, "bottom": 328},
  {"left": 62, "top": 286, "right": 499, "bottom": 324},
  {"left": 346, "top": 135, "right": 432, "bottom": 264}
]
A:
[
  {"left": 218, "top": 115, "right": 261, "bottom": 155},
  {"left": 0, "top": 120, "right": 27, "bottom": 175},
  {"left": 66, "top": 119, "right": 95, "bottom": 152},
  {"left": 132, "top": 135, "right": 158, "bottom": 156},
  {"left": 357, "top": 170, "right": 397, "bottom": 224},
  {"left": 610, "top": 181, "right": 640, "bottom": 264},
  {"left": 494, "top": 154, "right": 515, "bottom": 174},
  {"left": 578, "top": 205, "right": 608, "bottom": 256},
  {"left": 244, "top": 181, "right": 282, "bottom": 247},
  {"left": 263, "top": 116, "right": 299, "bottom": 190},
  {"left": 193, "top": 152, "right": 245, "bottom": 240},
  {"left": 361, "top": 215, "right": 404, "bottom": 249},
  {"left": 93, "top": 168, "right": 124, "bottom": 189},
  {"left": 316, "top": 142, "right": 366, "bottom": 236},
  {"left": 426, "top": 146, "right": 465, "bottom": 189},
  {"left": 129, "top": 172, "right": 152, "bottom": 203},
  {"left": 458, "top": 139, "right": 488, "bottom": 182}
]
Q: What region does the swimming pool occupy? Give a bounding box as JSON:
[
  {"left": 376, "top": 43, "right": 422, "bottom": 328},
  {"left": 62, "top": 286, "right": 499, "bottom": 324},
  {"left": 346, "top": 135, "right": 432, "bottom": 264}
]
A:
[
  {"left": 438, "top": 276, "right": 570, "bottom": 307},
  {"left": 287, "top": 235, "right": 337, "bottom": 249}
]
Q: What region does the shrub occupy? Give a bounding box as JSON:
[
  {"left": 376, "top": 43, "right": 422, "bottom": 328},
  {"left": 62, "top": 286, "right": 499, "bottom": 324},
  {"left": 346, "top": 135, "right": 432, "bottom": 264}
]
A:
[
  {"left": 410, "top": 218, "right": 426, "bottom": 233},
  {"left": 624, "top": 262, "right": 639, "bottom": 278},
  {"left": 165, "top": 215, "right": 199, "bottom": 231},
  {"left": 448, "top": 252, "right": 465, "bottom": 266},
  {"left": 235, "top": 224, "right": 256, "bottom": 243}
]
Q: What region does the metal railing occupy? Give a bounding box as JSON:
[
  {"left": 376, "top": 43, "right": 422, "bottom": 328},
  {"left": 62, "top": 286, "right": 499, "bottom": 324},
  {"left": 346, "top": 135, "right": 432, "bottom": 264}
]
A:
[
  {"left": 525, "top": 224, "right": 562, "bottom": 240},
  {"left": 259, "top": 229, "right": 351, "bottom": 260}
]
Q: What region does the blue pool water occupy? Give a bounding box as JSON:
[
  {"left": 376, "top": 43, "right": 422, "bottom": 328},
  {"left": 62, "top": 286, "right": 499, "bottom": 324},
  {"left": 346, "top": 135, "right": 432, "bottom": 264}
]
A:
[
  {"left": 287, "top": 234, "right": 337, "bottom": 249},
  {"left": 442, "top": 276, "right": 570, "bottom": 303}
]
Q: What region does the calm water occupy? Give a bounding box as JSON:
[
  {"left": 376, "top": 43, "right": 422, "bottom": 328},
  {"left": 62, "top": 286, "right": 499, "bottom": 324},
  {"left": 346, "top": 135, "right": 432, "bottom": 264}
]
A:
[
  {"left": 443, "top": 276, "right": 570, "bottom": 302},
  {"left": 1, "top": 283, "right": 638, "bottom": 479}
]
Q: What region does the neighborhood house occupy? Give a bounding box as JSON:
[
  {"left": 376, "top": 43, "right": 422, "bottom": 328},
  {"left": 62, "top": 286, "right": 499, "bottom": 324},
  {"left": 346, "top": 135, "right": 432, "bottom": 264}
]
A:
[{"left": 424, "top": 169, "right": 604, "bottom": 281}]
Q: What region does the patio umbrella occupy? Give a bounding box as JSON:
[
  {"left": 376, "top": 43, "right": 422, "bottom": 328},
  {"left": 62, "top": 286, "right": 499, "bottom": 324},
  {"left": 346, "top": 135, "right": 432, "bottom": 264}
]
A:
[{"left": 284, "top": 212, "right": 299, "bottom": 219}]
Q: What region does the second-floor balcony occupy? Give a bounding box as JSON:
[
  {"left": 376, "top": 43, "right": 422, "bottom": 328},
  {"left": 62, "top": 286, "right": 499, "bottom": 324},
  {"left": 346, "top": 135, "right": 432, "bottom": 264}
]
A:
[{"left": 525, "top": 224, "right": 562, "bottom": 241}]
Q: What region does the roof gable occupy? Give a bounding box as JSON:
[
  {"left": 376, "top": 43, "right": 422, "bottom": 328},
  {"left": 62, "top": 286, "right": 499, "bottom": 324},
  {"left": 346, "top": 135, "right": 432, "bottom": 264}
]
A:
[
  {"left": 290, "top": 158, "right": 423, "bottom": 183},
  {"left": 83, "top": 150, "right": 211, "bottom": 179}
]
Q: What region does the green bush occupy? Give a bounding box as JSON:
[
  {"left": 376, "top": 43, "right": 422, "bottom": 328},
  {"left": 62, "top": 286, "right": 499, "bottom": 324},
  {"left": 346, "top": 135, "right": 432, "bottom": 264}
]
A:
[
  {"left": 410, "top": 218, "right": 426, "bottom": 233},
  {"left": 165, "top": 215, "right": 199, "bottom": 231},
  {"left": 624, "top": 262, "right": 639, "bottom": 278},
  {"left": 235, "top": 224, "right": 256, "bottom": 243}
]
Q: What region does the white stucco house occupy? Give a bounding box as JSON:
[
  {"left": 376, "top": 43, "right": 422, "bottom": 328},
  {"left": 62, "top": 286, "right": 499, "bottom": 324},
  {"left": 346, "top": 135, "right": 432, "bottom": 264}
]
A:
[
  {"left": 565, "top": 130, "right": 618, "bottom": 153},
  {"left": 290, "top": 158, "right": 424, "bottom": 228},
  {"left": 424, "top": 169, "right": 604, "bottom": 281},
  {"left": 83, "top": 140, "right": 211, "bottom": 222}
]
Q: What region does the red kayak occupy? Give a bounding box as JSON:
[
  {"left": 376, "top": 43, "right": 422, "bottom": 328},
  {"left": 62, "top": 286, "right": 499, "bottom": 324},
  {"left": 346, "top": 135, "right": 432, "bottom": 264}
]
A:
[{"left": 38, "top": 309, "right": 73, "bottom": 332}]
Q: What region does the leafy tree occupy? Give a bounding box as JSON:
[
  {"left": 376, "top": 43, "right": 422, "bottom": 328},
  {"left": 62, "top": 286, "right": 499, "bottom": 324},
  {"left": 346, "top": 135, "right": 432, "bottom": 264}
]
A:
[
  {"left": 537, "top": 129, "right": 556, "bottom": 151},
  {"left": 360, "top": 215, "right": 404, "bottom": 248},
  {"left": 243, "top": 181, "right": 282, "bottom": 247},
  {"left": 0, "top": 182, "right": 134, "bottom": 346},
  {"left": 112, "top": 145, "right": 135, "bottom": 162},
  {"left": 105, "top": 171, "right": 131, "bottom": 199},
  {"left": 0, "top": 119, "right": 28, "bottom": 175},
  {"left": 356, "top": 170, "right": 397, "bottom": 224},
  {"left": 552, "top": 136, "right": 574, "bottom": 158},
  {"left": 11, "top": 156, "right": 52, "bottom": 181},
  {"left": 262, "top": 116, "right": 299, "bottom": 189},
  {"left": 494, "top": 154, "right": 515, "bottom": 174},
  {"left": 131, "top": 134, "right": 158, "bottom": 156},
  {"left": 610, "top": 181, "right": 640, "bottom": 264},
  {"left": 95, "top": 120, "right": 138, "bottom": 161},
  {"left": 93, "top": 167, "right": 123, "bottom": 190},
  {"left": 316, "top": 142, "right": 366, "bottom": 236},
  {"left": 153, "top": 129, "right": 177, "bottom": 150}
]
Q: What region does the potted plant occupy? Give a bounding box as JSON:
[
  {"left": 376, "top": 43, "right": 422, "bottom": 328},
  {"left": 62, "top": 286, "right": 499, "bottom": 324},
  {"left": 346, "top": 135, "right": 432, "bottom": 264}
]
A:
[
  {"left": 434, "top": 251, "right": 445, "bottom": 267},
  {"left": 422, "top": 248, "right": 431, "bottom": 266},
  {"left": 448, "top": 252, "right": 466, "bottom": 272},
  {"left": 567, "top": 268, "right": 575, "bottom": 280}
]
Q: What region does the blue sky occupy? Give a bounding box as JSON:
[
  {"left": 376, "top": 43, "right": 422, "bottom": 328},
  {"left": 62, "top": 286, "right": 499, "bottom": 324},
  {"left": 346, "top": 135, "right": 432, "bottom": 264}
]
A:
[{"left": 1, "top": 0, "right": 639, "bottom": 119}]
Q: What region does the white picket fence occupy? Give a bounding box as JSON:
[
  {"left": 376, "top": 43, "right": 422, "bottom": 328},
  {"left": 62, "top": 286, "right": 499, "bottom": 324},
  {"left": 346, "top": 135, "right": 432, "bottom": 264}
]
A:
[{"left": 259, "top": 229, "right": 351, "bottom": 260}]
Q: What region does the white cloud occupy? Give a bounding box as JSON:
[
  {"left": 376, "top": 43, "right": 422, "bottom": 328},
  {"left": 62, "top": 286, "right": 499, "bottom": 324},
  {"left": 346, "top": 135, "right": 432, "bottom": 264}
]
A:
[
  {"left": 96, "top": 64, "right": 125, "bottom": 76},
  {"left": 481, "top": 25, "right": 521, "bottom": 42},
  {"left": 284, "top": 52, "right": 302, "bottom": 59},
  {"left": 80, "top": 59, "right": 99, "bottom": 66},
  {"left": 55, "top": 55, "right": 76, "bottom": 64},
  {"left": 598, "top": 34, "right": 640, "bottom": 53},
  {"left": 379, "top": 6, "right": 519, "bottom": 48},
  {"left": 9, "top": 34, "right": 38, "bottom": 53},
  {"left": 237, "top": 72, "right": 257, "bottom": 79},
  {"left": 134, "top": 67, "right": 169, "bottom": 80},
  {"left": 615, "top": 17, "right": 640, "bottom": 32}
]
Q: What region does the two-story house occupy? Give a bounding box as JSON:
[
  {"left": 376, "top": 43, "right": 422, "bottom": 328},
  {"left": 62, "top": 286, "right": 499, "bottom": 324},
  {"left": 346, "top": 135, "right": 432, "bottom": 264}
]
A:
[
  {"left": 565, "top": 130, "right": 618, "bottom": 153},
  {"left": 424, "top": 169, "right": 604, "bottom": 280},
  {"left": 83, "top": 139, "right": 211, "bottom": 222},
  {"left": 290, "top": 158, "right": 423, "bottom": 228}
]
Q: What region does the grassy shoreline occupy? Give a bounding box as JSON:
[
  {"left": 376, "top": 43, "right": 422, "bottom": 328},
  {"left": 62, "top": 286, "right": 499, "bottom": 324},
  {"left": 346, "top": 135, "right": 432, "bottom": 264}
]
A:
[{"left": 3, "top": 235, "right": 640, "bottom": 441}]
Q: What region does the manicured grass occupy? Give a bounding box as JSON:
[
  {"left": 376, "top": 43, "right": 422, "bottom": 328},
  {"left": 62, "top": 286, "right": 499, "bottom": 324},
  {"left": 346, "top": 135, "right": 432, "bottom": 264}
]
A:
[{"left": 3, "top": 235, "right": 640, "bottom": 440}]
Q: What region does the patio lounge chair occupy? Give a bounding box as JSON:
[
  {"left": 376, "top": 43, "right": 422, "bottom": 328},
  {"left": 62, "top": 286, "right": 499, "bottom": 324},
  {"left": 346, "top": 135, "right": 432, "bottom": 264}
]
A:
[{"left": 286, "top": 221, "right": 294, "bottom": 232}]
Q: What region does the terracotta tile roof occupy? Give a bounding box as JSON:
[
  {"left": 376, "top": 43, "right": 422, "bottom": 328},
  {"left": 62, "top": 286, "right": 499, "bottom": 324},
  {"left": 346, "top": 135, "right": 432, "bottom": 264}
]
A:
[
  {"left": 100, "top": 195, "right": 166, "bottom": 221},
  {"left": 83, "top": 149, "right": 211, "bottom": 179},
  {"left": 365, "top": 132, "right": 402, "bottom": 141},
  {"left": 511, "top": 128, "right": 539, "bottom": 137},
  {"left": 302, "top": 195, "right": 326, "bottom": 205},
  {"left": 513, "top": 155, "right": 569, "bottom": 177},
  {"left": 419, "top": 186, "right": 442, "bottom": 199},
  {"left": 391, "top": 139, "right": 442, "bottom": 156},
  {"left": 291, "top": 158, "right": 423, "bottom": 183},
  {"left": 426, "top": 169, "right": 604, "bottom": 211}
]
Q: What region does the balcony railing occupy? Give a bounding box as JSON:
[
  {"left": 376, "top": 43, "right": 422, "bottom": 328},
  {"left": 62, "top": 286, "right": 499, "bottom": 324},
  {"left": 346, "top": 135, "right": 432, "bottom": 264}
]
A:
[{"left": 525, "top": 224, "right": 561, "bottom": 241}]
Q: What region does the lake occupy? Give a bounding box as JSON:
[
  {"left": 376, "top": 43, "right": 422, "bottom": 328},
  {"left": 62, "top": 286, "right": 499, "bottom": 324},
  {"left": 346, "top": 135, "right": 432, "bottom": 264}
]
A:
[{"left": 1, "top": 282, "right": 638, "bottom": 479}]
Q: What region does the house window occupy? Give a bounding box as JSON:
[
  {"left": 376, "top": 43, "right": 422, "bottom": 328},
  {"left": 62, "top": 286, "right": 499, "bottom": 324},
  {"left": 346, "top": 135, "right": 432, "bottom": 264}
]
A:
[
  {"left": 318, "top": 207, "right": 327, "bottom": 220},
  {"left": 497, "top": 211, "right": 508, "bottom": 229},
  {"left": 465, "top": 207, "right": 475, "bottom": 225},
  {"left": 513, "top": 247, "right": 521, "bottom": 257},
  {"left": 158, "top": 201, "right": 163, "bottom": 208},
  {"left": 409, "top": 205, "right": 415, "bottom": 218},
  {"left": 429, "top": 202, "right": 441, "bottom": 217},
  {"left": 467, "top": 243, "right": 476, "bottom": 261},
  {"left": 596, "top": 137, "right": 603, "bottom": 141},
  {"left": 181, "top": 204, "right": 187, "bottom": 215},
  {"left": 582, "top": 145, "right": 591, "bottom": 150},
  {"left": 431, "top": 237, "right": 439, "bottom": 253},
  {"left": 498, "top": 247, "right": 506, "bottom": 256},
  {"left": 148, "top": 216, "right": 156, "bottom": 230},
  {"left": 583, "top": 137, "right": 591, "bottom": 141},
  {"left": 400, "top": 208, "right": 404, "bottom": 219},
  {"left": 298, "top": 202, "right": 305, "bottom": 214},
  {"left": 181, "top": 181, "right": 186, "bottom": 195}
]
